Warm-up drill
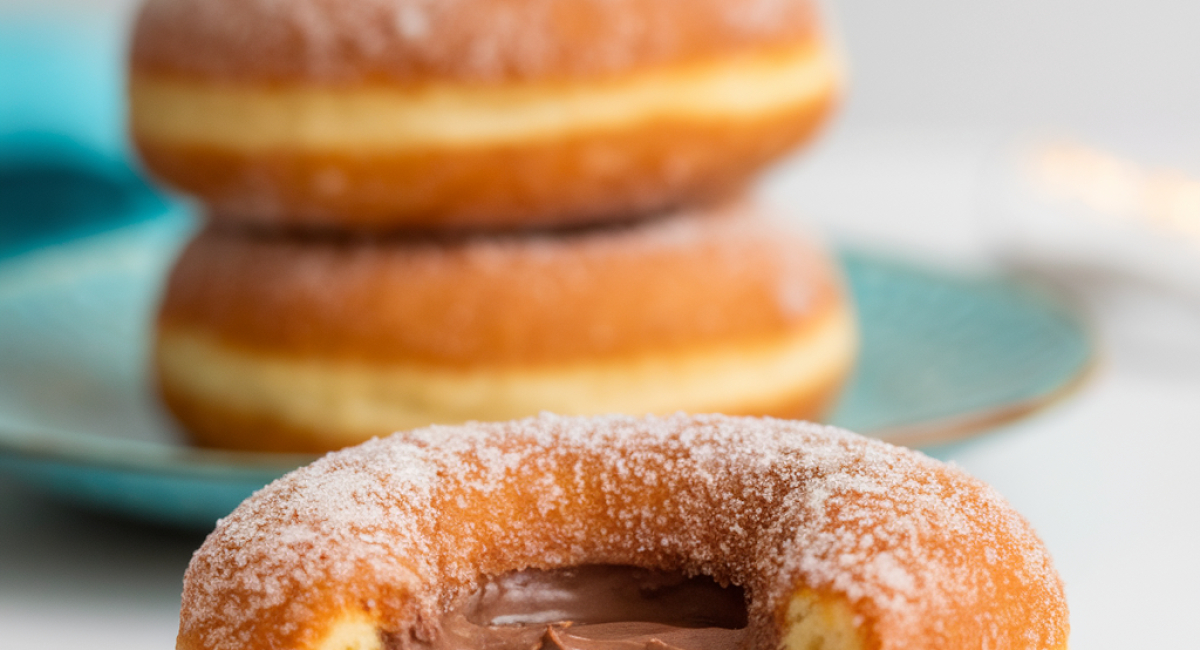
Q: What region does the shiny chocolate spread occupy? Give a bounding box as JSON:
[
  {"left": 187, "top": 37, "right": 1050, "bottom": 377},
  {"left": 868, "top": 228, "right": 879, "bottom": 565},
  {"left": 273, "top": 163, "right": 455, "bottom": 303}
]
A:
[{"left": 430, "top": 565, "right": 748, "bottom": 650}]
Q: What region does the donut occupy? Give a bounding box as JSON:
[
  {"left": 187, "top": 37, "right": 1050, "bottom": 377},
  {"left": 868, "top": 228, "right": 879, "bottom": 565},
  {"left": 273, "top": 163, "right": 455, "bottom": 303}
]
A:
[
  {"left": 155, "top": 200, "right": 856, "bottom": 453},
  {"left": 128, "top": 0, "right": 841, "bottom": 232},
  {"left": 176, "top": 414, "right": 1070, "bottom": 650}
]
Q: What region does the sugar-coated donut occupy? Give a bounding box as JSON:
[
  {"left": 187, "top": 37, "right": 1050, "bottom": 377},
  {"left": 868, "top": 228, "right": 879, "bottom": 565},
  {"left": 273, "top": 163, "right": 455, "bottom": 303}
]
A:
[
  {"left": 155, "top": 200, "right": 856, "bottom": 453},
  {"left": 129, "top": 0, "right": 841, "bottom": 232},
  {"left": 177, "top": 414, "right": 1069, "bottom": 650}
]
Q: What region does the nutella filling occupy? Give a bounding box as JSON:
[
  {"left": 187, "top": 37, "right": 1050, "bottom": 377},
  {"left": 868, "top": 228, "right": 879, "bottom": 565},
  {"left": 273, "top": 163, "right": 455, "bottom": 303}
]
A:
[{"left": 432, "top": 565, "right": 748, "bottom": 650}]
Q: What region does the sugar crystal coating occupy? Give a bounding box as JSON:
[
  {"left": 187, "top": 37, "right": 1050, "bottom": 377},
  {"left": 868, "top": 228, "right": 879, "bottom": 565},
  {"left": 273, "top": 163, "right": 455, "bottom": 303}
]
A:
[
  {"left": 161, "top": 203, "right": 838, "bottom": 364},
  {"left": 178, "top": 414, "right": 1068, "bottom": 650},
  {"left": 133, "top": 0, "right": 820, "bottom": 83}
]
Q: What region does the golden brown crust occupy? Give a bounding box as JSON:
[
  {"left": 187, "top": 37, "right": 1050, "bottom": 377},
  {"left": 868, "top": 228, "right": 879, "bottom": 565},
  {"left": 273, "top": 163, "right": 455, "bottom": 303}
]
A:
[
  {"left": 157, "top": 201, "right": 844, "bottom": 366},
  {"left": 133, "top": 82, "right": 835, "bottom": 232},
  {"left": 131, "top": 0, "right": 821, "bottom": 84},
  {"left": 176, "top": 415, "right": 1070, "bottom": 650},
  {"left": 130, "top": 0, "right": 838, "bottom": 231},
  {"left": 155, "top": 201, "right": 856, "bottom": 453}
]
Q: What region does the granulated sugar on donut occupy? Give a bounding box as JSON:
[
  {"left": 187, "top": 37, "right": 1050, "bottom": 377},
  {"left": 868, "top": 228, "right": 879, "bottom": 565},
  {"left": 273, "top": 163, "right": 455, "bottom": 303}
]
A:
[
  {"left": 155, "top": 202, "right": 857, "bottom": 453},
  {"left": 178, "top": 414, "right": 1068, "bottom": 650},
  {"left": 130, "top": 0, "right": 840, "bottom": 231},
  {"left": 132, "top": 0, "right": 820, "bottom": 81}
]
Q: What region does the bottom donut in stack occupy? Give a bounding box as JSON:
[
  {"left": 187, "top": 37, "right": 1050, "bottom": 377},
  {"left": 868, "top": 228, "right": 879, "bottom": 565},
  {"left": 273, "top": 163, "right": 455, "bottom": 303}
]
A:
[
  {"left": 176, "top": 414, "right": 1069, "bottom": 650},
  {"left": 155, "top": 200, "right": 857, "bottom": 453}
]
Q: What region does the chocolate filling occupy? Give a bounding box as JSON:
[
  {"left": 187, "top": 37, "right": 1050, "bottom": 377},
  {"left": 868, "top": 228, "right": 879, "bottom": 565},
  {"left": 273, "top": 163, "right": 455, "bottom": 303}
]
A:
[{"left": 431, "top": 565, "right": 748, "bottom": 650}]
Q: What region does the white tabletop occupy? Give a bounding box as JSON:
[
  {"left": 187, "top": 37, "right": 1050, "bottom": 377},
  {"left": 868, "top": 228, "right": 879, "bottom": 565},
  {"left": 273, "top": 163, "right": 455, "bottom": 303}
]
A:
[{"left": 770, "top": 127, "right": 1200, "bottom": 648}]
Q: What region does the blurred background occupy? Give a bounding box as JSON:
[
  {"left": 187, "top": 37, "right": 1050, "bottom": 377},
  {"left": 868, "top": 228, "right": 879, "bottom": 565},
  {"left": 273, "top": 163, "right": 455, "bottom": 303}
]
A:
[{"left": 3, "top": 0, "right": 1200, "bottom": 648}]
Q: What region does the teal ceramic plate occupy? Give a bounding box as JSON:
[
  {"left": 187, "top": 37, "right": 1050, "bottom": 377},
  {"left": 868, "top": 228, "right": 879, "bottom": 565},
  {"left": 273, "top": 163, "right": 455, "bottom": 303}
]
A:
[{"left": 0, "top": 214, "right": 1093, "bottom": 530}]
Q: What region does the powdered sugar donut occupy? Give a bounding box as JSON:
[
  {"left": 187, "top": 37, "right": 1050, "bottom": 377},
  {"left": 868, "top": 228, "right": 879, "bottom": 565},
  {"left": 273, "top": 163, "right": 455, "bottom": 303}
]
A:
[
  {"left": 177, "top": 414, "right": 1070, "bottom": 650},
  {"left": 154, "top": 200, "right": 856, "bottom": 452},
  {"left": 129, "top": 0, "right": 841, "bottom": 232}
]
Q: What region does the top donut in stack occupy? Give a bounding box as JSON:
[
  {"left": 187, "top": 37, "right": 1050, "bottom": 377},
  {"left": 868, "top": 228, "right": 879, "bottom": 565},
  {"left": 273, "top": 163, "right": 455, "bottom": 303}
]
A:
[
  {"left": 128, "top": 0, "right": 841, "bottom": 233},
  {"left": 133, "top": 0, "right": 853, "bottom": 453}
]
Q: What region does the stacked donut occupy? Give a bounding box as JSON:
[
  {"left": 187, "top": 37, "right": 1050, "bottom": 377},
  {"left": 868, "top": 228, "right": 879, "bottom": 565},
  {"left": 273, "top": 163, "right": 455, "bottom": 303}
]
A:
[{"left": 131, "top": 0, "right": 856, "bottom": 453}]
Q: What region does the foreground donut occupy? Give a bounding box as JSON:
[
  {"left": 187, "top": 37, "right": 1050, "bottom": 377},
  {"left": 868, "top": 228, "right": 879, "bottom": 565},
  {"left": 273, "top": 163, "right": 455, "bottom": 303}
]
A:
[
  {"left": 177, "top": 414, "right": 1069, "bottom": 650},
  {"left": 155, "top": 200, "right": 856, "bottom": 452},
  {"left": 129, "top": 0, "right": 840, "bottom": 232}
]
